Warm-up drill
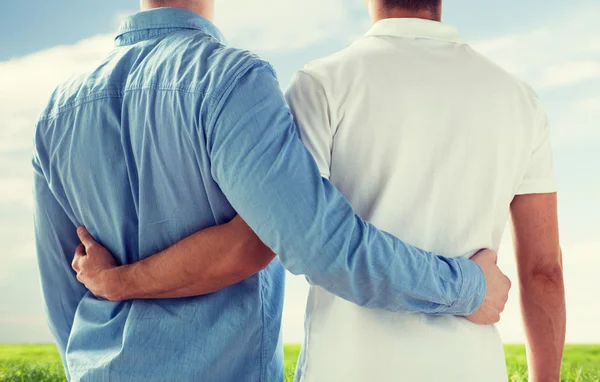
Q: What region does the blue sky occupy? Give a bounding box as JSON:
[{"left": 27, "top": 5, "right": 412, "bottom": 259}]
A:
[{"left": 0, "top": 0, "right": 599, "bottom": 344}]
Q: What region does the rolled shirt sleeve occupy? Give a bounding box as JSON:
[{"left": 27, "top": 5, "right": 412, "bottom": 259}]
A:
[{"left": 206, "top": 60, "right": 486, "bottom": 315}]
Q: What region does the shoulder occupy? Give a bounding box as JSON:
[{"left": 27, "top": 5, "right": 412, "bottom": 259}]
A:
[
  {"left": 37, "top": 47, "right": 124, "bottom": 123},
  {"left": 461, "top": 43, "right": 548, "bottom": 138},
  {"left": 203, "top": 38, "right": 274, "bottom": 74},
  {"left": 286, "top": 42, "right": 367, "bottom": 109},
  {"left": 180, "top": 35, "right": 277, "bottom": 102},
  {"left": 37, "top": 74, "right": 93, "bottom": 123},
  {"left": 212, "top": 48, "right": 276, "bottom": 100},
  {"left": 464, "top": 43, "right": 543, "bottom": 109},
  {"left": 295, "top": 42, "right": 365, "bottom": 88},
  {"left": 34, "top": 71, "right": 95, "bottom": 155}
]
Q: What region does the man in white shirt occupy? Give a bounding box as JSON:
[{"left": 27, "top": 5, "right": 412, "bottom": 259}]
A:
[{"left": 284, "top": 0, "right": 565, "bottom": 381}]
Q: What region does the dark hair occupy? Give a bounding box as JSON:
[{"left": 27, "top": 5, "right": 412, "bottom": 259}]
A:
[{"left": 381, "top": 0, "right": 440, "bottom": 12}]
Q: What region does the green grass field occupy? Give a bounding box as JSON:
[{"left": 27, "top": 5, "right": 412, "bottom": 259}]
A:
[{"left": 1, "top": 344, "right": 598, "bottom": 381}]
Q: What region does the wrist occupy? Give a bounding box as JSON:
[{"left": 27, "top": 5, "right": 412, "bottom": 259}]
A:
[{"left": 102, "top": 266, "right": 129, "bottom": 301}]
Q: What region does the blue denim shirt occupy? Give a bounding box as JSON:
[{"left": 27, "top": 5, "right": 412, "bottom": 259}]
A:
[{"left": 32, "top": 8, "right": 486, "bottom": 381}]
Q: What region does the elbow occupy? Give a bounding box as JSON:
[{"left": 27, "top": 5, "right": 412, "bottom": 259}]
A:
[
  {"left": 237, "top": 242, "right": 277, "bottom": 277},
  {"left": 228, "top": 216, "right": 277, "bottom": 277},
  {"left": 524, "top": 264, "right": 564, "bottom": 289},
  {"left": 251, "top": 245, "right": 277, "bottom": 273}
]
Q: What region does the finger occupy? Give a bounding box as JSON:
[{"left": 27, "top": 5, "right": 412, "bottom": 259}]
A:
[
  {"left": 486, "top": 314, "right": 500, "bottom": 325},
  {"left": 494, "top": 300, "right": 505, "bottom": 312},
  {"left": 77, "top": 226, "right": 97, "bottom": 251},
  {"left": 72, "top": 244, "right": 86, "bottom": 272}
]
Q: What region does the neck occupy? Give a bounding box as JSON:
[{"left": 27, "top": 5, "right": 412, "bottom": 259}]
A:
[
  {"left": 369, "top": 4, "right": 441, "bottom": 23},
  {"left": 140, "top": 0, "right": 214, "bottom": 21}
]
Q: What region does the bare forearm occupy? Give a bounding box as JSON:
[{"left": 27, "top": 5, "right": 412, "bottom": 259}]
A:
[
  {"left": 520, "top": 266, "right": 566, "bottom": 382},
  {"left": 105, "top": 216, "right": 275, "bottom": 301}
]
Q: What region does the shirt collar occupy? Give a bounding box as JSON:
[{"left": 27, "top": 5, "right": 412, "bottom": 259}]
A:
[
  {"left": 115, "top": 7, "right": 225, "bottom": 47},
  {"left": 365, "top": 18, "right": 463, "bottom": 43}
]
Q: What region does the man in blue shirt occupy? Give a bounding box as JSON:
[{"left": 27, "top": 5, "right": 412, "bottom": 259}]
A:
[{"left": 33, "top": 1, "right": 510, "bottom": 381}]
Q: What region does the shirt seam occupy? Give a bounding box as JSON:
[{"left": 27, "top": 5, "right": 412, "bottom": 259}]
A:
[
  {"left": 116, "top": 28, "right": 220, "bottom": 46},
  {"left": 39, "top": 93, "right": 123, "bottom": 122},
  {"left": 38, "top": 86, "right": 217, "bottom": 122},
  {"left": 118, "top": 23, "right": 204, "bottom": 33},
  {"left": 116, "top": 27, "right": 192, "bottom": 45}
]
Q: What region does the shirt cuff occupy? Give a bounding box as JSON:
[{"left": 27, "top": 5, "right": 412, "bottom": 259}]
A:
[{"left": 447, "top": 258, "right": 487, "bottom": 316}]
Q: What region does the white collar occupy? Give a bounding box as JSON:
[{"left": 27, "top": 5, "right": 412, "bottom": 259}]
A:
[{"left": 365, "top": 18, "right": 463, "bottom": 43}]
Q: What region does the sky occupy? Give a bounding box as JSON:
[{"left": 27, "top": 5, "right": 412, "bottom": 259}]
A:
[{"left": 0, "top": 0, "right": 599, "bottom": 345}]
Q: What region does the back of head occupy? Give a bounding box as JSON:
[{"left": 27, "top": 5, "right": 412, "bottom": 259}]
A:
[
  {"left": 376, "top": 0, "right": 442, "bottom": 20},
  {"left": 380, "top": 0, "right": 440, "bottom": 10},
  {"left": 141, "top": 0, "right": 214, "bottom": 19}
]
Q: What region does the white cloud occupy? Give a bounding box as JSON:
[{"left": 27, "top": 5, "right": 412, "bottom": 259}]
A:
[
  {"left": 217, "top": 0, "right": 361, "bottom": 52},
  {"left": 0, "top": 34, "right": 115, "bottom": 157},
  {"left": 0, "top": 242, "right": 36, "bottom": 284},
  {"left": 551, "top": 95, "right": 600, "bottom": 146},
  {"left": 471, "top": 5, "right": 600, "bottom": 90},
  {"left": 575, "top": 96, "right": 600, "bottom": 113},
  {"left": 537, "top": 60, "right": 600, "bottom": 89},
  {"left": 0, "top": 35, "right": 114, "bottom": 110},
  {"left": 469, "top": 5, "right": 600, "bottom": 148},
  {"left": 0, "top": 178, "right": 34, "bottom": 209},
  {"left": 112, "top": 9, "right": 137, "bottom": 30}
]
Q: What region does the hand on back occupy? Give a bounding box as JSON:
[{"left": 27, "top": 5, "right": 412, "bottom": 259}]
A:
[
  {"left": 71, "top": 227, "right": 119, "bottom": 301},
  {"left": 465, "top": 249, "right": 512, "bottom": 325}
]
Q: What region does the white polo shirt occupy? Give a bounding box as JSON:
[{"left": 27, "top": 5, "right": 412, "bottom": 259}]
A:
[{"left": 285, "top": 18, "right": 556, "bottom": 382}]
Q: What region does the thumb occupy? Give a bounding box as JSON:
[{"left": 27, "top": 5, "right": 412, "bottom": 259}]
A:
[{"left": 77, "top": 226, "right": 97, "bottom": 251}]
